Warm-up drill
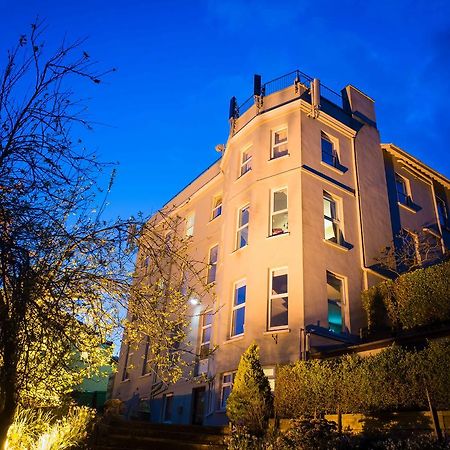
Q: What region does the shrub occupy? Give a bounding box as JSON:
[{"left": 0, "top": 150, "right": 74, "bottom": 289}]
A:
[{"left": 226, "top": 344, "right": 273, "bottom": 436}]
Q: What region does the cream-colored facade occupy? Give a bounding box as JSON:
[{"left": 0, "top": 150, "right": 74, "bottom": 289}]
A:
[{"left": 113, "top": 71, "right": 450, "bottom": 426}]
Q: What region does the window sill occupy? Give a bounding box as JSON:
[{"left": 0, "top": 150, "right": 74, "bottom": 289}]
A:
[
  {"left": 267, "top": 231, "right": 290, "bottom": 239},
  {"left": 398, "top": 201, "right": 420, "bottom": 213},
  {"left": 209, "top": 215, "right": 222, "bottom": 223},
  {"left": 139, "top": 373, "right": 152, "bottom": 379},
  {"left": 268, "top": 153, "right": 290, "bottom": 162},
  {"left": 323, "top": 239, "right": 352, "bottom": 252},
  {"left": 237, "top": 169, "right": 252, "bottom": 180},
  {"left": 320, "top": 160, "right": 348, "bottom": 175},
  {"left": 232, "top": 245, "right": 248, "bottom": 254},
  {"left": 264, "top": 328, "right": 290, "bottom": 335},
  {"left": 120, "top": 379, "right": 131, "bottom": 383},
  {"left": 223, "top": 335, "right": 244, "bottom": 345}
]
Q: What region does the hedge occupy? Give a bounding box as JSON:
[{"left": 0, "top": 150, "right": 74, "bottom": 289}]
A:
[
  {"left": 362, "top": 260, "right": 450, "bottom": 333},
  {"left": 275, "top": 339, "right": 450, "bottom": 418}
]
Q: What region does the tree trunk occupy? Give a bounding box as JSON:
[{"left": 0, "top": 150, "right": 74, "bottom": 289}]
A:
[{"left": 0, "top": 392, "right": 16, "bottom": 450}]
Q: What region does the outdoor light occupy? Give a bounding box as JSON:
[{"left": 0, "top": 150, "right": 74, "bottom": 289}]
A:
[{"left": 189, "top": 297, "right": 200, "bottom": 306}]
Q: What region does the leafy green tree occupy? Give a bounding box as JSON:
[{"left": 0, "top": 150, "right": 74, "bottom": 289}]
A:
[{"left": 226, "top": 343, "right": 273, "bottom": 436}]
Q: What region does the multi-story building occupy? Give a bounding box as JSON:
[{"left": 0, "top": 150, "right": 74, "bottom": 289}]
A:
[{"left": 113, "top": 70, "right": 450, "bottom": 426}]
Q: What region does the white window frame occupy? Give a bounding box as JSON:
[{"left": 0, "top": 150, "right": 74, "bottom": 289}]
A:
[
  {"left": 321, "top": 131, "right": 340, "bottom": 168},
  {"left": 199, "top": 310, "right": 213, "bottom": 359},
  {"left": 207, "top": 244, "right": 218, "bottom": 284},
  {"left": 271, "top": 127, "right": 288, "bottom": 159},
  {"left": 211, "top": 195, "right": 223, "bottom": 220},
  {"left": 186, "top": 213, "right": 195, "bottom": 237},
  {"left": 268, "top": 267, "right": 289, "bottom": 330},
  {"left": 326, "top": 271, "right": 346, "bottom": 333},
  {"left": 231, "top": 280, "right": 246, "bottom": 337},
  {"left": 395, "top": 173, "right": 412, "bottom": 206},
  {"left": 270, "top": 187, "right": 289, "bottom": 235},
  {"left": 323, "top": 191, "right": 344, "bottom": 245},
  {"left": 236, "top": 204, "right": 250, "bottom": 249},
  {"left": 240, "top": 146, "right": 252, "bottom": 177},
  {"left": 220, "top": 372, "right": 236, "bottom": 410},
  {"left": 263, "top": 366, "right": 276, "bottom": 392}
]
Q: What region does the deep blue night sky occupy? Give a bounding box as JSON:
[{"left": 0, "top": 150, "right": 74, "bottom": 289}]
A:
[{"left": 2, "top": 0, "right": 450, "bottom": 220}]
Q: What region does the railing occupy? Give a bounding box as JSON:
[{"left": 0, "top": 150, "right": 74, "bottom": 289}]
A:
[{"left": 236, "top": 69, "right": 342, "bottom": 119}]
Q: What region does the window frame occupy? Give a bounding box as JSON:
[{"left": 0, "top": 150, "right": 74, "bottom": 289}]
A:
[
  {"left": 141, "top": 336, "right": 151, "bottom": 376},
  {"left": 268, "top": 267, "right": 289, "bottom": 331},
  {"left": 211, "top": 195, "right": 223, "bottom": 220},
  {"left": 220, "top": 372, "right": 236, "bottom": 410},
  {"left": 185, "top": 213, "right": 195, "bottom": 237},
  {"left": 207, "top": 244, "right": 218, "bottom": 284},
  {"left": 270, "top": 187, "right": 289, "bottom": 236},
  {"left": 162, "top": 392, "right": 174, "bottom": 423},
  {"left": 121, "top": 344, "right": 131, "bottom": 381},
  {"left": 236, "top": 204, "right": 250, "bottom": 249},
  {"left": 326, "top": 271, "right": 346, "bottom": 333},
  {"left": 321, "top": 131, "right": 341, "bottom": 168},
  {"left": 199, "top": 310, "right": 213, "bottom": 359},
  {"left": 323, "top": 191, "right": 344, "bottom": 246},
  {"left": 240, "top": 146, "right": 252, "bottom": 177},
  {"left": 395, "top": 173, "right": 412, "bottom": 206},
  {"left": 231, "top": 279, "right": 246, "bottom": 337},
  {"left": 436, "top": 195, "right": 448, "bottom": 228},
  {"left": 271, "top": 127, "right": 289, "bottom": 159}
]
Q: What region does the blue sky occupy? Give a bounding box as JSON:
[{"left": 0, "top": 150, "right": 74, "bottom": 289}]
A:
[{"left": 2, "top": 0, "right": 450, "bottom": 220}]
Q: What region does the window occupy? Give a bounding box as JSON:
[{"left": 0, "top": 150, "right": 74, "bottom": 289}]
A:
[
  {"left": 269, "top": 268, "right": 288, "bottom": 329},
  {"left": 240, "top": 147, "right": 252, "bottom": 176},
  {"left": 323, "top": 192, "right": 344, "bottom": 245},
  {"left": 141, "top": 336, "right": 150, "bottom": 376},
  {"left": 211, "top": 195, "right": 222, "bottom": 220},
  {"left": 162, "top": 393, "right": 174, "bottom": 422},
  {"left": 271, "top": 188, "right": 288, "bottom": 235},
  {"left": 121, "top": 344, "right": 131, "bottom": 381},
  {"left": 220, "top": 372, "right": 236, "bottom": 409},
  {"left": 327, "top": 271, "right": 344, "bottom": 333},
  {"left": 236, "top": 205, "right": 250, "bottom": 249},
  {"left": 436, "top": 196, "right": 448, "bottom": 228},
  {"left": 231, "top": 281, "right": 246, "bottom": 336},
  {"left": 321, "top": 132, "right": 340, "bottom": 168},
  {"left": 263, "top": 367, "right": 276, "bottom": 392},
  {"left": 395, "top": 173, "right": 411, "bottom": 206},
  {"left": 199, "top": 310, "right": 213, "bottom": 359},
  {"left": 186, "top": 213, "right": 195, "bottom": 237},
  {"left": 271, "top": 128, "right": 288, "bottom": 159},
  {"left": 207, "top": 245, "right": 218, "bottom": 284}
]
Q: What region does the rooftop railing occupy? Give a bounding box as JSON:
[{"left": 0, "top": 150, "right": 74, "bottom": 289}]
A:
[{"left": 233, "top": 69, "right": 342, "bottom": 119}]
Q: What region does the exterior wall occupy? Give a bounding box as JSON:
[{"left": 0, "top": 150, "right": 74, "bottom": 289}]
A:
[{"left": 113, "top": 75, "right": 450, "bottom": 428}]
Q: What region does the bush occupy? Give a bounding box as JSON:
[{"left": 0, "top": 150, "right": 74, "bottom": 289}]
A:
[
  {"left": 5, "top": 406, "right": 95, "bottom": 450},
  {"left": 362, "top": 260, "right": 450, "bottom": 333},
  {"left": 226, "top": 344, "right": 273, "bottom": 436}
]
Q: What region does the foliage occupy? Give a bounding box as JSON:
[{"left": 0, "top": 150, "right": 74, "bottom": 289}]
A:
[
  {"left": 362, "top": 260, "right": 450, "bottom": 333},
  {"left": 275, "top": 340, "right": 450, "bottom": 418},
  {"left": 226, "top": 344, "right": 273, "bottom": 436},
  {"left": 5, "top": 406, "right": 94, "bottom": 450}
]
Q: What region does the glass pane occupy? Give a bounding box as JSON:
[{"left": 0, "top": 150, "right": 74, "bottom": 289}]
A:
[
  {"left": 242, "top": 151, "right": 250, "bottom": 163},
  {"left": 272, "top": 273, "right": 288, "bottom": 295},
  {"left": 223, "top": 374, "right": 232, "bottom": 383},
  {"left": 275, "top": 129, "right": 287, "bottom": 144},
  {"left": 327, "top": 272, "right": 342, "bottom": 302},
  {"left": 323, "top": 196, "right": 335, "bottom": 218},
  {"left": 270, "top": 296, "right": 288, "bottom": 328},
  {"left": 204, "top": 312, "right": 213, "bottom": 326},
  {"left": 241, "top": 161, "right": 251, "bottom": 176},
  {"left": 324, "top": 218, "right": 337, "bottom": 241},
  {"left": 235, "top": 284, "right": 246, "bottom": 305},
  {"left": 164, "top": 395, "right": 173, "bottom": 421},
  {"left": 207, "top": 265, "right": 216, "bottom": 284},
  {"left": 272, "top": 211, "right": 288, "bottom": 234},
  {"left": 240, "top": 206, "right": 249, "bottom": 225},
  {"left": 221, "top": 386, "right": 231, "bottom": 408},
  {"left": 321, "top": 137, "right": 334, "bottom": 165},
  {"left": 209, "top": 246, "right": 218, "bottom": 264},
  {"left": 328, "top": 300, "right": 342, "bottom": 333},
  {"left": 233, "top": 307, "right": 245, "bottom": 335},
  {"left": 273, "top": 189, "right": 287, "bottom": 212},
  {"left": 273, "top": 143, "right": 288, "bottom": 158},
  {"left": 202, "top": 326, "right": 211, "bottom": 343},
  {"left": 238, "top": 226, "right": 248, "bottom": 248},
  {"left": 214, "top": 196, "right": 222, "bottom": 208}
]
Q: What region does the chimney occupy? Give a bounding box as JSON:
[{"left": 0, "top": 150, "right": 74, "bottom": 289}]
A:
[{"left": 341, "top": 85, "right": 377, "bottom": 127}]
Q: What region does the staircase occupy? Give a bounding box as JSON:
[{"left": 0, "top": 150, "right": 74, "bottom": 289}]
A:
[{"left": 91, "top": 418, "right": 228, "bottom": 450}]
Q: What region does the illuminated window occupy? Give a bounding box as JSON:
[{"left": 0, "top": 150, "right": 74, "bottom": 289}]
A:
[
  {"left": 207, "top": 245, "right": 218, "bottom": 284},
  {"left": 141, "top": 336, "right": 150, "bottom": 376},
  {"left": 200, "top": 310, "right": 213, "bottom": 359},
  {"left": 263, "top": 367, "right": 276, "bottom": 391},
  {"left": 231, "top": 281, "right": 246, "bottom": 336},
  {"left": 436, "top": 196, "right": 448, "bottom": 228},
  {"left": 220, "top": 372, "right": 236, "bottom": 409},
  {"left": 269, "top": 268, "right": 288, "bottom": 329},
  {"left": 271, "top": 128, "right": 288, "bottom": 159},
  {"left": 236, "top": 205, "right": 249, "bottom": 249},
  {"left": 211, "top": 195, "right": 222, "bottom": 220},
  {"left": 327, "top": 271, "right": 345, "bottom": 333},
  {"left": 271, "top": 188, "right": 288, "bottom": 235},
  {"left": 323, "top": 192, "right": 344, "bottom": 245},
  {"left": 186, "top": 213, "right": 195, "bottom": 237},
  {"left": 395, "top": 173, "right": 412, "bottom": 206},
  {"left": 240, "top": 147, "right": 252, "bottom": 176},
  {"left": 321, "top": 132, "right": 340, "bottom": 168}
]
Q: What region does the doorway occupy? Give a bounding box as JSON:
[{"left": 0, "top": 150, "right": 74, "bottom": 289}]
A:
[{"left": 191, "top": 387, "right": 205, "bottom": 425}]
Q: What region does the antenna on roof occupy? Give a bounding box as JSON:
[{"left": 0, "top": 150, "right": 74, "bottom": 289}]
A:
[{"left": 309, "top": 78, "right": 321, "bottom": 118}]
